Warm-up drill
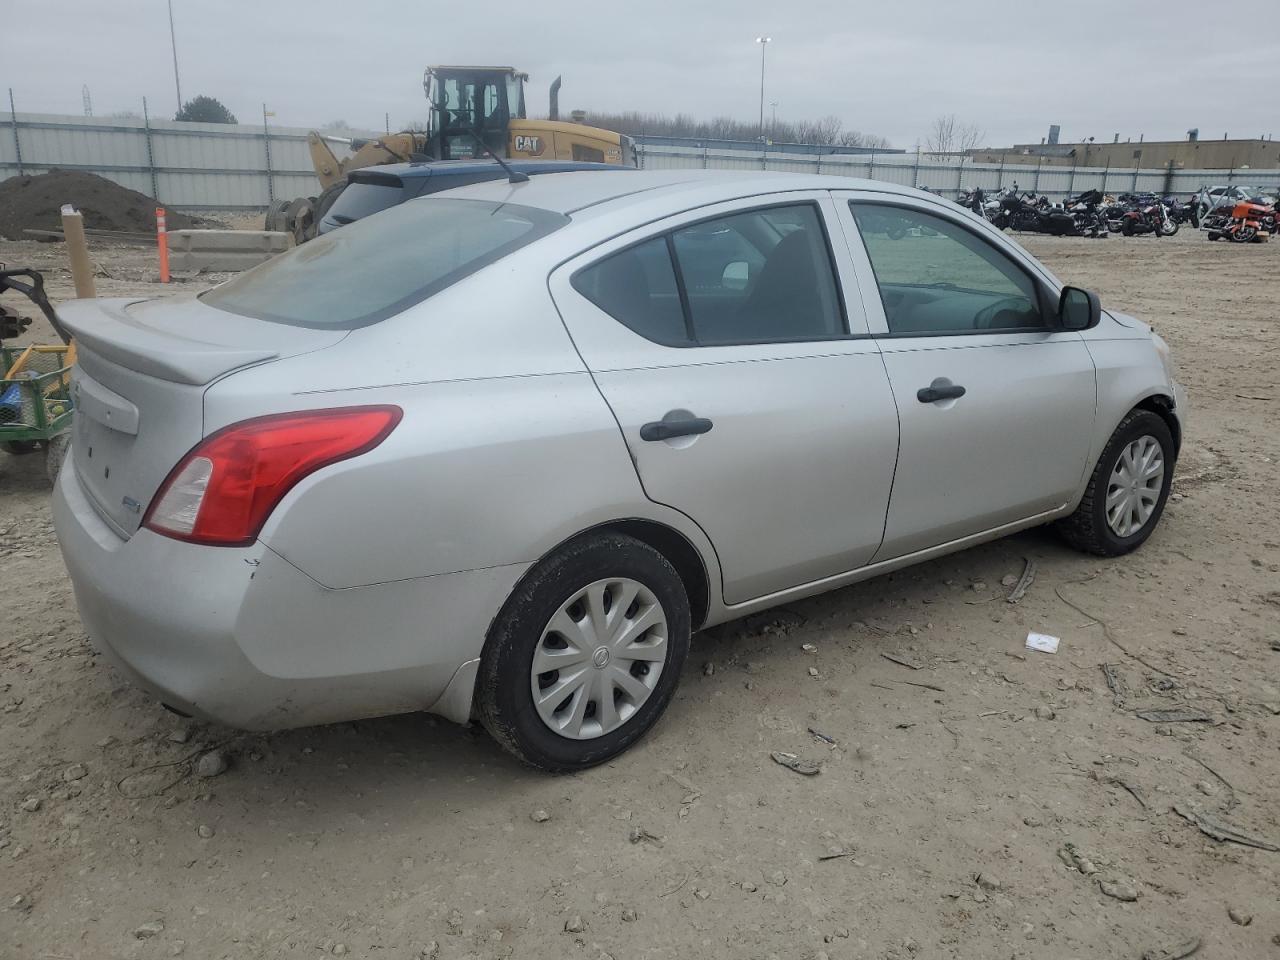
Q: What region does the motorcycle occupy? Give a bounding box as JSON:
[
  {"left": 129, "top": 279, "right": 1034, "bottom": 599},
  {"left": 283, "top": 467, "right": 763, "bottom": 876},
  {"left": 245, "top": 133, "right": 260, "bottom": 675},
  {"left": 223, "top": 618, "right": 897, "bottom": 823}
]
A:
[
  {"left": 1204, "top": 199, "right": 1275, "bottom": 243},
  {"left": 992, "top": 190, "right": 1076, "bottom": 235},
  {"left": 1105, "top": 194, "right": 1176, "bottom": 237},
  {"left": 1164, "top": 197, "right": 1200, "bottom": 227},
  {"left": 1063, "top": 190, "right": 1107, "bottom": 237}
]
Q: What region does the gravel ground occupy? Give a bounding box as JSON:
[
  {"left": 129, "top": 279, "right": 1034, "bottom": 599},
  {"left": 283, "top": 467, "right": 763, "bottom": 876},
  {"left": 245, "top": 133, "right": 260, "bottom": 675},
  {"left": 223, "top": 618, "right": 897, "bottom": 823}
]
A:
[{"left": 1, "top": 229, "right": 1278, "bottom": 960}]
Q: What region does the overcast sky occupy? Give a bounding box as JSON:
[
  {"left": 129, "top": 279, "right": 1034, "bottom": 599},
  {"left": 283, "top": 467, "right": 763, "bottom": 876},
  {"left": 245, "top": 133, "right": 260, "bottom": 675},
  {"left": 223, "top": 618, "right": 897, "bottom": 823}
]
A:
[{"left": 8, "top": 0, "right": 1278, "bottom": 147}]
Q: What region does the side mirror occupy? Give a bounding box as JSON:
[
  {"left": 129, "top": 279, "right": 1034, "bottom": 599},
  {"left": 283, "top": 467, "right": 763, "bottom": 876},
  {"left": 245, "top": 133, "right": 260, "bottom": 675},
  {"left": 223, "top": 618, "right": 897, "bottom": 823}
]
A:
[
  {"left": 1058, "top": 286, "right": 1101, "bottom": 331},
  {"left": 722, "top": 261, "right": 749, "bottom": 291}
]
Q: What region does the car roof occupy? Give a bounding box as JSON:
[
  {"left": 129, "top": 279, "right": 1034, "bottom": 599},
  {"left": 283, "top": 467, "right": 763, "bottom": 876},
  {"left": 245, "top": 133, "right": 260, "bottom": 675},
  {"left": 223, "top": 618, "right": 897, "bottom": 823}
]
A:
[
  {"left": 349, "top": 159, "right": 624, "bottom": 183},
  {"left": 432, "top": 169, "right": 925, "bottom": 217}
]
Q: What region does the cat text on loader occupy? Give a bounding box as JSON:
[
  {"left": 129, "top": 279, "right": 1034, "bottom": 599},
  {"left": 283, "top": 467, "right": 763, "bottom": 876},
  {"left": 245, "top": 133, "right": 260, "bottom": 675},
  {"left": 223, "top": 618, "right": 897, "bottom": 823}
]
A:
[
  {"left": 268, "top": 67, "right": 633, "bottom": 242},
  {"left": 421, "top": 66, "right": 633, "bottom": 166}
]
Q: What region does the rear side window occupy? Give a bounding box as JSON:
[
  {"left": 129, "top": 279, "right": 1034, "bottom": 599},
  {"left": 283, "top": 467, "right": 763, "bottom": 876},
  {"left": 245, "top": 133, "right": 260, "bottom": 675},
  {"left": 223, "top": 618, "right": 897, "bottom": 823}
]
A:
[
  {"left": 323, "top": 181, "right": 404, "bottom": 227},
  {"left": 572, "top": 202, "right": 845, "bottom": 347},
  {"left": 204, "top": 198, "right": 568, "bottom": 328},
  {"left": 571, "top": 237, "right": 690, "bottom": 345}
]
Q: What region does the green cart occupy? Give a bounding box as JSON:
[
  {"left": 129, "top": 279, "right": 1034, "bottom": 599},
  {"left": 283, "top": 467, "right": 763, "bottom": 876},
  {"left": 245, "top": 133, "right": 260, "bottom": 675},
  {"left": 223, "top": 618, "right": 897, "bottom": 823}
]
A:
[{"left": 1, "top": 267, "right": 75, "bottom": 482}]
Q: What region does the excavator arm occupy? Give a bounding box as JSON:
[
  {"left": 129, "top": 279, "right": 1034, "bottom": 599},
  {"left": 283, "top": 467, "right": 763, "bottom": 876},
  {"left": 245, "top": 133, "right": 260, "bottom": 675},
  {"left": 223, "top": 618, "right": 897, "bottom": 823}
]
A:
[{"left": 306, "top": 131, "right": 429, "bottom": 190}]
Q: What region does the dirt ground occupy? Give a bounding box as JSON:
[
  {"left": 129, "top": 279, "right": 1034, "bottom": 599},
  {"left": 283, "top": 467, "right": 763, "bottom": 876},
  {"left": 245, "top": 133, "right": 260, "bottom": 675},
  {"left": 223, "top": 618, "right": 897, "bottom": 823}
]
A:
[{"left": 2, "top": 229, "right": 1278, "bottom": 960}]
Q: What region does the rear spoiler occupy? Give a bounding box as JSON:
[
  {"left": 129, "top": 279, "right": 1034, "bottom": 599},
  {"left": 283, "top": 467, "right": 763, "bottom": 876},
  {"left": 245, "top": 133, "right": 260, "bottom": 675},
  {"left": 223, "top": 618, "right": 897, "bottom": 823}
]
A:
[
  {"left": 58, "top": 298, "right": 278, "bottom": 386},
  {"left": 347, "top": 170, "right": 407, "bottom": 188}
]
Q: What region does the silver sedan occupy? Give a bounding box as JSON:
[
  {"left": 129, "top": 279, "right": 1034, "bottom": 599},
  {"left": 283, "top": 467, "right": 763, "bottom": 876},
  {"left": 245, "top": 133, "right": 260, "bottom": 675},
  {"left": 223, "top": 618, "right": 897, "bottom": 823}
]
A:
[{"left": 52, "top": 171, "right": 1186, "bottom": 771}]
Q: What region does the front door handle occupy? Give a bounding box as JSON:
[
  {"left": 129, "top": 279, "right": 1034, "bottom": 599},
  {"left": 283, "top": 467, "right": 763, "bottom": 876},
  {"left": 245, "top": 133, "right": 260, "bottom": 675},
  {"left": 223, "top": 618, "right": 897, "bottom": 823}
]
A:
[
  {"left": 917, "top": 383, "right": 966, "bottom": 403},
  {"left": 640, "top": 417, "right": 713, "bottom": 442}
]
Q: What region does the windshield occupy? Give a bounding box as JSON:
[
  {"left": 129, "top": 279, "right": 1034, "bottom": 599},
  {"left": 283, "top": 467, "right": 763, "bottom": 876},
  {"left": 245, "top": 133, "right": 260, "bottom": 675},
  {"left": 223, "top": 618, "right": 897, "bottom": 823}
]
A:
[{"left": 203, "top": 198, "right": 567, "bottom": 328}]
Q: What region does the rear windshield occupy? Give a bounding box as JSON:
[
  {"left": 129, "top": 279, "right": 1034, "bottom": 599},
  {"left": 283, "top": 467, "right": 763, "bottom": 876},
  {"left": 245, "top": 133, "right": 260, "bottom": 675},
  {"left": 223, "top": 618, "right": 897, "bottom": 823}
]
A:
[
  {"left": 322, "top": 181, "right": 404, "bottom": 227},
  {"left": 203, "top": 198, "right": 568, "bottom": 328}
]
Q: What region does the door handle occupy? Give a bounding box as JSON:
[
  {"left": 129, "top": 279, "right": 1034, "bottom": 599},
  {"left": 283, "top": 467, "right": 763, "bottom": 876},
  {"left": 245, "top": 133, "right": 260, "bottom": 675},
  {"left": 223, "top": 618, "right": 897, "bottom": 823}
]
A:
[
  {"left": 917, "top": 383, "right": 966, "bottom": 403},
  {"left": 640, "top": 417, "right": 713, "bottom": 442}
]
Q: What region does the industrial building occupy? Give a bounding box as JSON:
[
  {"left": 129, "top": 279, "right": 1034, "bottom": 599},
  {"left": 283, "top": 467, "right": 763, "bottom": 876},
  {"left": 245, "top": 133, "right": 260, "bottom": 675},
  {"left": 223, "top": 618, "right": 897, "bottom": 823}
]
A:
[{"left": 971, "top": 129, "right": 1279, "bottom": 170}]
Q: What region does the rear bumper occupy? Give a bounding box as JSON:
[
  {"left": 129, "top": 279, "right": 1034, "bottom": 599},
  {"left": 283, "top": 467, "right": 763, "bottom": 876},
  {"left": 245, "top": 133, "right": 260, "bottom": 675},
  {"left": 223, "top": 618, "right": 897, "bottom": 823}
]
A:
[{"left": 52, "top": 463, "right": 526, "bottom": 730}]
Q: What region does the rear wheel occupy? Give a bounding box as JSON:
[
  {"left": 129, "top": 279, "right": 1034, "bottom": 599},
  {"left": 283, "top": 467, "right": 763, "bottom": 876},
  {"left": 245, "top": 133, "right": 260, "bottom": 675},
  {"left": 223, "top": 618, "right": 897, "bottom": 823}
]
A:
[
  {"left": 477, "top": 533, "right": 691, "bottom": 772},
  {"left": 1056, "top": 410, "right": 1175, "bottom": 556}
]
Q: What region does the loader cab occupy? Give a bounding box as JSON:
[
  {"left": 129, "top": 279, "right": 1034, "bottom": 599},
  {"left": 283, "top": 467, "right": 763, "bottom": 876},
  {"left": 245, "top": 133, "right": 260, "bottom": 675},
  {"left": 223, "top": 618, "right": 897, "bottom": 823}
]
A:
[{"left": 423, "top": 66, "right": 528, "bottom": 161}]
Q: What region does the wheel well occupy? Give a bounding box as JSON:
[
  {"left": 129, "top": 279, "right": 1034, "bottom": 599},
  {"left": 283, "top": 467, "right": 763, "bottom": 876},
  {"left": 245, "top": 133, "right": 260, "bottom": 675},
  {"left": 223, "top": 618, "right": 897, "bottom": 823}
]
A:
[
  {"left": 598, "top": 520, "right": 711, "bottom": 630},
  {"left": 1135, "top": 394, "right": 1181, "bottom": 455}
]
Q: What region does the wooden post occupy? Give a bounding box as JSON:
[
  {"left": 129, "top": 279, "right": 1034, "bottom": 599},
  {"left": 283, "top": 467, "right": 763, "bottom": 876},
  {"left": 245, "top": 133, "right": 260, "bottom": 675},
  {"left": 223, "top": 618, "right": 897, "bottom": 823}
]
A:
[
  {"left": 156, "top": 207, "right": 170, "bottom": 284},
  {"left": 60, "top": 206, "right": 97, "bottom": 298}
]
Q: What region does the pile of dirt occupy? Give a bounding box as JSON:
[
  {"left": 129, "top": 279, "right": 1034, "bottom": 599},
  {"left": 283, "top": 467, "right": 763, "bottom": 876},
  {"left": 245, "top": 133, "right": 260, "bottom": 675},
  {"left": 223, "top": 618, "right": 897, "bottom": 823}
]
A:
[{"left": 0, "top": 170, "right": 213, "bottom": 240}]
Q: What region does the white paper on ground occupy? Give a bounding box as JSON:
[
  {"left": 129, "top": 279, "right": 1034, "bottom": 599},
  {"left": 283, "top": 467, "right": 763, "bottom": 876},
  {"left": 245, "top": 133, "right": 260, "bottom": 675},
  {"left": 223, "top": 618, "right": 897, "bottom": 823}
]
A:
[{"left": 1026, "top": 632, "right": 1061, "bottom": 654}]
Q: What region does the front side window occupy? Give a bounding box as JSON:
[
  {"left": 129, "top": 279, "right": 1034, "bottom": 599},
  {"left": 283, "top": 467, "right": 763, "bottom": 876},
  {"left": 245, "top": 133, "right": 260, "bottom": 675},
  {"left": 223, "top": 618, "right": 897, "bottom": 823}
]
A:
[
  {"left": 850, "top": 203, "right": 1043, "bottom": 335},
  {"left": 204, "top": 198, "right": 567, "bottom": 328},
  {"left": 572, "top": 203, "right": 845, "bottom": 347}
]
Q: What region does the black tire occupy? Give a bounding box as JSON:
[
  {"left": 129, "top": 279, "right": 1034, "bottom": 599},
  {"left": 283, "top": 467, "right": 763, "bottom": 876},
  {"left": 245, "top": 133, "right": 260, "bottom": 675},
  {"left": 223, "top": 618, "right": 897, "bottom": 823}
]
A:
[
  {"left": 476, "top": 533, "right": 691, "bottom": 773},
  {"left": 1056, "top": 409, "right": 1175, "bottom": 557},
  {"left": 309, "top": 180, "right": 347, "bottom": 238},
  {"left": 263, "top": 199, "right": 290, "bottom": 233},
  {"left": 1121, "top": 219, "right": 1136, "bottom": 237}
]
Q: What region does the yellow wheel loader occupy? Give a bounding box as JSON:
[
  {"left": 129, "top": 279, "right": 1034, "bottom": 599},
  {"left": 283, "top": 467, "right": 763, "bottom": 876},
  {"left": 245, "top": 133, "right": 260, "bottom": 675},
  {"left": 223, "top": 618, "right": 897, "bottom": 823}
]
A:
[{"left": 269, "top": 66, "right": 633, "bottom": 241}]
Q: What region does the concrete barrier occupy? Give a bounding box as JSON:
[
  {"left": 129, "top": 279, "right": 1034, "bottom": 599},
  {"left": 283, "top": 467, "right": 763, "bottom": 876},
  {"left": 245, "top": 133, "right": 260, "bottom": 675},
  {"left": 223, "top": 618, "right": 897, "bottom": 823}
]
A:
[{"left": 166, "top": 230, "right": 292, "bottom": 272}]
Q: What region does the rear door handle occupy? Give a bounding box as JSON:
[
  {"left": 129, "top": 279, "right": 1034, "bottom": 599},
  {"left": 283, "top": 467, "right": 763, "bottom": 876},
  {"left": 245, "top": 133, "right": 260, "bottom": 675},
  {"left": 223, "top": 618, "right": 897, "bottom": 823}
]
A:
[
  {"left": 917, "top": 384, "right": 966, "bottom": 403},
  {"left": 640, "top": 417, "right": 713, "bottom": 442}
]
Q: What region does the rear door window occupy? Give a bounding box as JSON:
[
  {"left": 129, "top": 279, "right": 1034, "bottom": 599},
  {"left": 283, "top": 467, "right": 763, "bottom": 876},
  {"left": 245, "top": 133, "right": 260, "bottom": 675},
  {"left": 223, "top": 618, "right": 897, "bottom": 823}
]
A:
[
  {"left": 672, "top": 205, "right": 843, "bottom": 344},
  {"left": 204, "top": 198, "right": 567, "bottom": 328},
  {"left": 572, "top": 202, "right": 845, "bottom": 347}
]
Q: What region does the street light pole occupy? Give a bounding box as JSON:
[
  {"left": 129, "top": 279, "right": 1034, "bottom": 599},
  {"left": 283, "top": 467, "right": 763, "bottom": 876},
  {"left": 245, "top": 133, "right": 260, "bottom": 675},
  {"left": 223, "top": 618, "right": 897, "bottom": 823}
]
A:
[
  {"left": 755, "top": 36, "right": 771, "bottom": 140},
  {"left": 168, "top": 0, "right": 183, "bottom": 112}
]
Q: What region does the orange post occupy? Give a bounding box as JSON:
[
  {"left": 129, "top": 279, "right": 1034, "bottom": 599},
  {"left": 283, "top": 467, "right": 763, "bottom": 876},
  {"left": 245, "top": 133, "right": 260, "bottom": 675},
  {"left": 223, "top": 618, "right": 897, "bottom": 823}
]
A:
[{"left": 156, "top": 207, "right": 170, "bottom": 284}]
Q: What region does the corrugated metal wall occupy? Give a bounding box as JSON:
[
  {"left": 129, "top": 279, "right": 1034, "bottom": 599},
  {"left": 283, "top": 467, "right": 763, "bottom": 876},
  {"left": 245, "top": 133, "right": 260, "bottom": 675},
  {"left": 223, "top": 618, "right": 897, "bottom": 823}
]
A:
[
  {"left": 636, "top": 144, "right": 1280, "bottom": 200},
  {"left": 3, "top": 112, "right": 1278, "bottom": 211},
  {"left": 0, "top": 112, "right": 378, "bottom": 210}
]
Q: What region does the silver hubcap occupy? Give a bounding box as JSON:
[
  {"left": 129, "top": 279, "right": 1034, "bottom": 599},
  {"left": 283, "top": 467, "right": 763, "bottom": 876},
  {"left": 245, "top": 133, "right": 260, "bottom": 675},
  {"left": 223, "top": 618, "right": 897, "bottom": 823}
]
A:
[
  {"left": 1106, "top": 435, "right": 1165, "bottom": 537},
  {"left": 530, "top": 578, "right": 668, "bottom": 740}
]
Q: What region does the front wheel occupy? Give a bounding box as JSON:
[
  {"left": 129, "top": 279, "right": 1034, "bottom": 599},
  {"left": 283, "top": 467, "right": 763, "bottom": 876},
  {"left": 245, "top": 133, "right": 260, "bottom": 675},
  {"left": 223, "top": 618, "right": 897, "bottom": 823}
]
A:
[
  {"left": 1056, "top": 410, "right": 1175, "bottom": 556},
  {"left": 477, "top": 533, "right": 691, "bottom": 772},
  {"left": 1159, "top": 218, "right": 1179, "bottom": 236}
]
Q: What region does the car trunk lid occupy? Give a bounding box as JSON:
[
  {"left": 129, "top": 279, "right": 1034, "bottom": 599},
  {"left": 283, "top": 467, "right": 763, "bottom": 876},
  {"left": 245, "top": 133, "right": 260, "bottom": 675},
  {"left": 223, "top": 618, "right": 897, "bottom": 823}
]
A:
[{"left": 59, "top": 296, "right": 345, "bottom": 538}]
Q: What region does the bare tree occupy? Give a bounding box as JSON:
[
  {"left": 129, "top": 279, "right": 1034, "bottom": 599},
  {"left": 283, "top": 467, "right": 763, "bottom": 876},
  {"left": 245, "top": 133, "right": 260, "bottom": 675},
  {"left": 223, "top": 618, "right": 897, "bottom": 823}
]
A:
[
  {"left": 925, "top": 114, "right": 985, "bottom": 156},
  {"left": 573, "top": 109, "right": 890, "bottom": 149},
  {"left": 840, "top": 130, "right": 892, "bottom": 150}
]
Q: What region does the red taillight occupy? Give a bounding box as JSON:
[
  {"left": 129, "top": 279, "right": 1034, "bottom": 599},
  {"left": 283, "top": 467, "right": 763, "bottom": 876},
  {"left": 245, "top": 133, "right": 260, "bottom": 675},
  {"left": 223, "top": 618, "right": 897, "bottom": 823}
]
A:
[{"left": 143, "top": 406, "right": 402, "bottom": 546}]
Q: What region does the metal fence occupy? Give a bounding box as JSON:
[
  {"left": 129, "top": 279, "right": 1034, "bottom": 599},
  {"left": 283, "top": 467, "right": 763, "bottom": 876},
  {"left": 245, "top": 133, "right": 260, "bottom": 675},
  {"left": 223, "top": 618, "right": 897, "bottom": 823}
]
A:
[
  {"left": 635, "top": 143, "right": 1280, "bottom": 200},
  {"left": 4, "top": 106, "right": 1279, "bottom": 212},
  {"left": 1, "top": 104, "right": 379, "bottom": 210}
]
